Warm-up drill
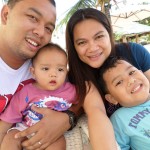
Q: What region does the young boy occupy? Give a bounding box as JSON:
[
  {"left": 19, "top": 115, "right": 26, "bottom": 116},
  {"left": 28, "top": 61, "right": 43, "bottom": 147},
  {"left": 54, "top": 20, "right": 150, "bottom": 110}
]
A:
[
  {"left": 98, "top": 56, "right": 150, "bottom": 150},
  {"left": 0, "top": 43, "right": 77, "bottom": 150}
]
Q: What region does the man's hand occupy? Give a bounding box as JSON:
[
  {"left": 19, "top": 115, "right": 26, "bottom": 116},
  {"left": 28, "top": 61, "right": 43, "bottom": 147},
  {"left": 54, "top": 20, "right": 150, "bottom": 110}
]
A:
[{"left": 15, "top": 105, "right": 70, "bottom": 150}]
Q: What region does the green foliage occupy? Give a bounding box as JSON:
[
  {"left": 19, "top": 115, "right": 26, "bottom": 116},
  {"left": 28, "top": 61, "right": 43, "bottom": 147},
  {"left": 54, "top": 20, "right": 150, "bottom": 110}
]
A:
[
  {"left": 138, "top": 17, "right": 150, "bottom": 26},
  {"left": 114, "top": 33, "right": 122, "bottom": 41}
]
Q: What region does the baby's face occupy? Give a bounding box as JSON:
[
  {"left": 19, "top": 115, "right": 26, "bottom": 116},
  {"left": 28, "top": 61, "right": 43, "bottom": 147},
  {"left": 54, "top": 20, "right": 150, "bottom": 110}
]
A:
[
  {"left": 31, "top": 48, "right": 68, "bottom": 91},
  {"left": 104, "top": 60, "right": 150, "bottom": 107}
]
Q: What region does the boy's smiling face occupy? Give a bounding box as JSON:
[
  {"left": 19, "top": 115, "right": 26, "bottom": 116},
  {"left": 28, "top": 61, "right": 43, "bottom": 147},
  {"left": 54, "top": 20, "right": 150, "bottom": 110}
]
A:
[{"left": 104, "top": 60, "right": 150, "bottom": 107}]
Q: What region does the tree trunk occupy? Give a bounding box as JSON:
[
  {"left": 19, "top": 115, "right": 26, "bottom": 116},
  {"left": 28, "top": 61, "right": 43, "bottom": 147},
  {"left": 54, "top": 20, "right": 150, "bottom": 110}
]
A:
[
  {"left": 104, "top": 1, "right": 112, "bottom": 23},
  {"left": 96, "top": 0, "right": 111, "bottom": 23}
]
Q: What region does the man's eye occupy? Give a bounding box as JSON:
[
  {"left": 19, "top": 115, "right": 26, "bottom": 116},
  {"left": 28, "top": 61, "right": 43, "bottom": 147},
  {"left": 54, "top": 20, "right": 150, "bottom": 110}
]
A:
[
  {"left": 28, "top": 15, "right": 38, "bottom": 22},
  {"left": 45, "top": 27, "right": 53, "bottom": 34}
]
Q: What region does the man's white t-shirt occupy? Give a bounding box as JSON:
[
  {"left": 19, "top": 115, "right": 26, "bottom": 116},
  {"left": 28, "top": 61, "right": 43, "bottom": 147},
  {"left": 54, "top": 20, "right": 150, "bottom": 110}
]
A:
[{"left": 0, "top": 58, "right": 32, "bottom": 95}]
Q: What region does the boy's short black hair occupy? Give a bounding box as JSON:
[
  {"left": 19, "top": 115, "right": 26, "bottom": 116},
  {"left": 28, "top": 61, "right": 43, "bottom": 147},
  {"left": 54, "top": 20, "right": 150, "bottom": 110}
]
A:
[{"left": 98, "top": 56, "right": 131, "bottom": 95}]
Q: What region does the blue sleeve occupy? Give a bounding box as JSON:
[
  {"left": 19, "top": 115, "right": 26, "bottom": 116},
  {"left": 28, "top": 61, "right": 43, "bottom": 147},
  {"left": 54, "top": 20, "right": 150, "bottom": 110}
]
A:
[
  {"left": 110, "top": 112, "right": 131, "bottom": 150},
  {"left": 129, "top": 42, "right": 150, "bottom": 72}
]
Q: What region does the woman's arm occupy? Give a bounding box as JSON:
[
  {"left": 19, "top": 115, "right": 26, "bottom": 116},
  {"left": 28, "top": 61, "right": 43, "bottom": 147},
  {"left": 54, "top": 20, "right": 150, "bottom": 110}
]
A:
[
  {"left": 83, "top": 82, "right": 118, "bottom": 150},
  {"left": 15, "top": 104, "right": 82, "bottom": 150}
]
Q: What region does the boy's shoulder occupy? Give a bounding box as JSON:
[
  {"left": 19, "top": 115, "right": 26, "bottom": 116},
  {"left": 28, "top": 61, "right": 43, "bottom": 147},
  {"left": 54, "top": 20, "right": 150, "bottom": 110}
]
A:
[
  {"left": 110, "top": 101, "right": 150, "bottom": 122},
  {"left": 110, "top": 107, "right": 127, "bottom": 118}
]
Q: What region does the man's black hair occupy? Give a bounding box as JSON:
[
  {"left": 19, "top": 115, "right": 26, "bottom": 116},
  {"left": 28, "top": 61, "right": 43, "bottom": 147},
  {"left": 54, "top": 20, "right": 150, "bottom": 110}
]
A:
[{"left": 5, "top": 0, "right": 56, "bottom": 8}]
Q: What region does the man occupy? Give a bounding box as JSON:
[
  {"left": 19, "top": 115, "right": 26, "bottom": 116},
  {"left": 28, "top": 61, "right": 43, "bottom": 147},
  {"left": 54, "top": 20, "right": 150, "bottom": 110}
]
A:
[{"left": 0, "top": 0, "right": 79, "bottom": 149}]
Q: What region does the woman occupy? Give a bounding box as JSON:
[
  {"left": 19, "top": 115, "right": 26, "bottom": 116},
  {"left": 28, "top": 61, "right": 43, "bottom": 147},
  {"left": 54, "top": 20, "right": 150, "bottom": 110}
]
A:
[{"left": 65, "top": 8, "right": 150, "bottom": 149}]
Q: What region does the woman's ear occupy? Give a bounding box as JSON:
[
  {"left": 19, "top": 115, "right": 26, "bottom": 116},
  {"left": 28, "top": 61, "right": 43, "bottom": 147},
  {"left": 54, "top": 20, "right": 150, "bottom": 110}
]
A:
[
  {"left": 105, "top": 94, "right": 118, "bottom": 105},
  {"left": 1, "top": 5, "right": 9, "bottom": 25}
]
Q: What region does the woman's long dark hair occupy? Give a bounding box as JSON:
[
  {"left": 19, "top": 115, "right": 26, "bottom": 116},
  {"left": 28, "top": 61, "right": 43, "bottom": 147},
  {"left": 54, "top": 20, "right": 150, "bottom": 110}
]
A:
[{"left": 66, "top": 8, "right": 115, "bottom": 104}]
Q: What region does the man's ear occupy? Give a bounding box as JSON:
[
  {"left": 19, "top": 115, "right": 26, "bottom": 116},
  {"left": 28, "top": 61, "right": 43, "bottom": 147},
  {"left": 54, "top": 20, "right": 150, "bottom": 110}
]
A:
[
  {"left": 105, "top": 94, "right": 118, "bottom": 105},
  {"left": 1, "top": 5, "right": 9, "bottom": 25},
  {"left": 30, "top": 67, "right": 36, "bottom": 79}
]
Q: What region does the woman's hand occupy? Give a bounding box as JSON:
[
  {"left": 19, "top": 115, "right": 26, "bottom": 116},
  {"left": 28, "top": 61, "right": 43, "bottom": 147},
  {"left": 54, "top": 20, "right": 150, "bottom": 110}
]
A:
[{"left": 15, "top": 105, "right": 70, "bottom": 150}]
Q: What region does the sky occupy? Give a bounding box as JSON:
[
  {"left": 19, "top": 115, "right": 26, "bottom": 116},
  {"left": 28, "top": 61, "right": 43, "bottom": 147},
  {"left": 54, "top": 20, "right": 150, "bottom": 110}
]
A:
[
  {"left": 0, "top": 1, "right": 4, "bottom": 11},
  {"left": 55, "top": 0, "right": 78, "bottom": 20}
]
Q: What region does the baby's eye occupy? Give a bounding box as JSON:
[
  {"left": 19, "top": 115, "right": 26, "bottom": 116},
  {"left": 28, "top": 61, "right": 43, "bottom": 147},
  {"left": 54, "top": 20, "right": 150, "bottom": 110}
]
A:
[
  {"left": 58, "top": 68, "right": 64, "bottom": 72},
  {"left": 129, "top": 70, "right": 136, "bottom": 75},
  {"left": 115, "top": 80, "right": 123, "bottom": 86},
  {"left": 42, "top": 67, "right": 49, "bottom": 71}
]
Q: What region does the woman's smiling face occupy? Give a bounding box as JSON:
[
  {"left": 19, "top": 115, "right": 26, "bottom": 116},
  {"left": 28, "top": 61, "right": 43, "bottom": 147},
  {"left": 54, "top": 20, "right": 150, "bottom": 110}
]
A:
[{"left": 73, "top": 19, "right": 111, "bottom": 68}]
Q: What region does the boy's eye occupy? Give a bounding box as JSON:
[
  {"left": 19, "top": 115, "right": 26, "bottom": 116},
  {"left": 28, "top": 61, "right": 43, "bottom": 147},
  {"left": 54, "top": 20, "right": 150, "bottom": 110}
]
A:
[
  {"left": 116, "top": 80, "right": 123, "bottom": 86},
  {"left": 129, "top": 70, "right": 136, "bottom": 75}
]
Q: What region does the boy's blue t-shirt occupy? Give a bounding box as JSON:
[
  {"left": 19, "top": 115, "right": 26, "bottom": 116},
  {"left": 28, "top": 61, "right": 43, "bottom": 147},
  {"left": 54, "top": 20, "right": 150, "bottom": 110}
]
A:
[{"left": 110, "top": 100, "right": 150, "bottom": 150}]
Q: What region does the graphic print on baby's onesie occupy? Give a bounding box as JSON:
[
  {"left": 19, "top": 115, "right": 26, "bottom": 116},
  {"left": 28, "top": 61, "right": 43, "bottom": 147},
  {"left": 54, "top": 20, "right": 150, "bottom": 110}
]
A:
[{"left": 23, "top": 96, "right": 72, "bottom": 126}]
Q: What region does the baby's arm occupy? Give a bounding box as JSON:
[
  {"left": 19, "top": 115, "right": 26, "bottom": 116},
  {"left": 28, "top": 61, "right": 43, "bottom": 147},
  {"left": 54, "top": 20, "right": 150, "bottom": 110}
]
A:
[{"left": 0, "top": 121, "right": 13, "bottom": 144}]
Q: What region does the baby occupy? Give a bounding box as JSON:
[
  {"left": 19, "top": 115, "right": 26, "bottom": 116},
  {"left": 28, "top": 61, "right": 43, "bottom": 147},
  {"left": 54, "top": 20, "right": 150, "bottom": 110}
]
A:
[{"left": 0, "top": 43, "right": 77, "bottom": 150}]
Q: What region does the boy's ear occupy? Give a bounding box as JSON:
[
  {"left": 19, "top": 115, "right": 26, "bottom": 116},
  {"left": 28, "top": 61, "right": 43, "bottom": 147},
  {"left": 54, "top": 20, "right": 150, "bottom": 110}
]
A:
[
  {"left": 1, "top": 5, "right": 9, "bottom": 25},
  {"left": 105, "top": 94, "right": 118, "bottom": 105},
  {"left": 30, "top": 67, "right": 36, "bottom": 79}
]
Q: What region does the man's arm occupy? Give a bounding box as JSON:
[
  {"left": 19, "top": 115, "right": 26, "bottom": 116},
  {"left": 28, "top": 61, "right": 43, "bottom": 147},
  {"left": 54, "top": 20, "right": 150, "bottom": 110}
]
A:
[
  {"left": 15, "top": 104, "right": 82, "bottom": 150},
  {"left": 0, "top": 121, "right": 13, "bottom": 145}
]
